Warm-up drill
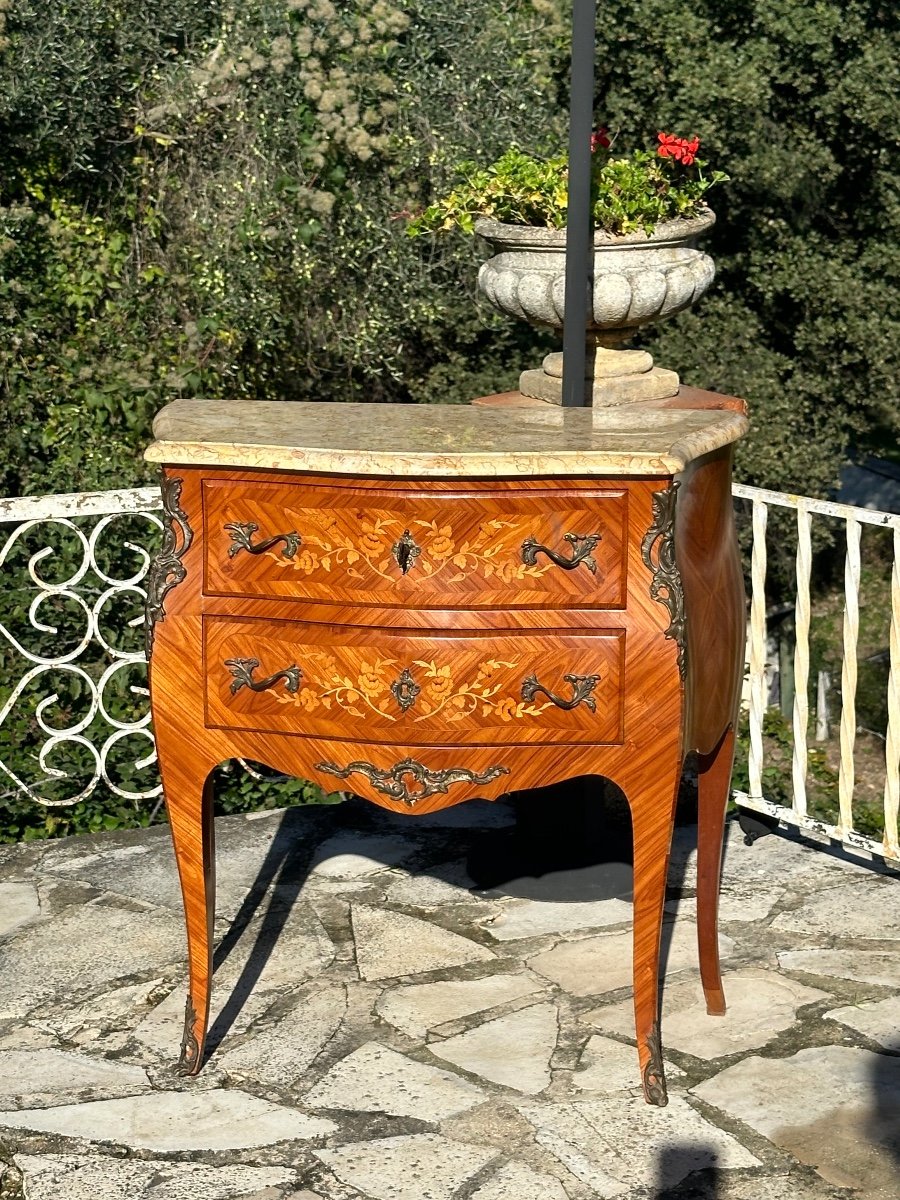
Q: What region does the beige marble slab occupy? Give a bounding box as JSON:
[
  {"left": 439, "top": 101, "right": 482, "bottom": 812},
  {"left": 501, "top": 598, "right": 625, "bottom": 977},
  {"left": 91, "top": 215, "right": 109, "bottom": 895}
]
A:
[{"left": 146, "top": 399, "right": 748, "bottom": 477}]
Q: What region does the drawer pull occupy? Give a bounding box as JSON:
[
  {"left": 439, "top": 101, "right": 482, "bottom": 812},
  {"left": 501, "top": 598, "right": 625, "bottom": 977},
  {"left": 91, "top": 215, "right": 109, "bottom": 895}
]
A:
[
  {"left": 315, "top": 756, "right": 510, "bottom": 807},
  {"left": 521, "top": 532, "right": 601, "bottom": 574},
  {"left": 391, "top": 529, "right": 422, "bottom": 575},
  {"left": 225, "top": 657, "right": 302, "bottom": 696},
  {"left": 521, "top": 672, "right": 600, "bottom": 711},
  {"left": 390, "top": 667, "right": 421, "bottom": 713},
  {"left": 225, "top": 521, "right": 301, "bottom": 560}
]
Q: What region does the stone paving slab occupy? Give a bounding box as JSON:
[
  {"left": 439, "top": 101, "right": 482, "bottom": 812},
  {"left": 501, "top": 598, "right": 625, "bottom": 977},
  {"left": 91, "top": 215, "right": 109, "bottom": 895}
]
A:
[
  {"left": 303, "top": 1042, "right": 485, "bottom": 1120},
  {"left": 12, "top": 1154, "right": 298, "bottom": 1200},
  {"left": 692, "top": 1045, "right": 900, "bottom": 1200},
  {"left": 0, "top": 883, "right": 41, "bottom": 941},
  {"left": 572, "top": 1033, "right": 684, "bottom": 1094},
  {"left": 217, "top": 983, "right": 348, "bottom": 1089},
  {"left": 0, "top": 1089, "right": 336, "bottom": 1152},
  {"left": 351, "top": 904, "right": 493, "bottom": 981},
  {"left": 480, "top": 897, "right": 633, "bottom": 941},
  {"left": 517, "top": 1095, "right": 760, "bottom": 1195},
  {"left": 383, "top": 861, "right": 481, "bottom": 907},
  {"left": 777, "top": 946, "right": 900, "bottom": 988},
  {"left": 0, "top": 899, "right": 186, "bottom": 1019},
  {"left": 469, "top": 1160, "right": 569, "bottom": 1199},
  {"left": 770, "top": 875, "right": 900, "bottom": 939},
  {"left": 375, "top": 974, "right": 545, "bottom": 1040},
  {"left": 0, "top": 1050, "right": 149, "bottom": 1108},
  {"left": 430, "top": 1003, "right": 559, "bottom": 1095},
  {"left": 824, "top": 995, "right": 900, "bottom": 1051},
  {"left": 528, "top": 917, "right": 735, "bottom": 997},
  {"left": 0, "top": 805, "right": 898, "bottom": 1200},
  {"left": 314, "top": 1134, "right": 498, "bottom": 1200},
  {"left": 585, "top": 968, "right": 830, "bottom": 1059}
]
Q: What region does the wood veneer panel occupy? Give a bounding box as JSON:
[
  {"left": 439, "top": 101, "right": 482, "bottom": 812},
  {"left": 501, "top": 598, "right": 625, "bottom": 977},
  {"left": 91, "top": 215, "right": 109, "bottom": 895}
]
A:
[
  {"left": 146, "top": 449, "right": 743, "bottom": 1102},
  {"left": 202, "top": 478, "right": 628, "bottom": 610},
  {"left": 677, "top": 446, "right": 746, "bottom": 755},
  {"left": 203, "top": 617, "right": 625, "bottom": 747}
]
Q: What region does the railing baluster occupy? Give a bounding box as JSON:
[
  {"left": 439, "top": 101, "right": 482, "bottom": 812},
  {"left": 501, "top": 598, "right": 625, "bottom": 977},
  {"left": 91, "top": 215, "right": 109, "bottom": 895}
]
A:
[
  {"left": 747, "top": 499, "right": 768, "bottom": 800},
  {"left": 792, "top": 503, "right": 812, "bottom": 818},
  {"left": 883, "top": 527, "right": 900, "bottom": 860},
  {"left": 837, "top": 518, "right": 862, "bottom": 837},
  {"left": 2, "top": 480, "right": 899, "bottom": 864}
]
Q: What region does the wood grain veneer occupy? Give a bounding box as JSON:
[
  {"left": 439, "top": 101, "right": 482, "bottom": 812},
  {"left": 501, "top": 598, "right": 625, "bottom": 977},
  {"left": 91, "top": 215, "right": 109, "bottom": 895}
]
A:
[{"left": 147, "top": 401, "right": 746, "bottom": 1106}]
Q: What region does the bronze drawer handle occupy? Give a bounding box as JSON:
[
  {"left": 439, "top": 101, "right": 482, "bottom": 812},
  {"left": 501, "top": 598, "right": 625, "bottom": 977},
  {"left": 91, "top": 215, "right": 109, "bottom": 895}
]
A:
[
  {"left": 314, "top": 756, "right": 510, "bottom": 808},
  {"left": 225, "top": 657, "right": 302, "bottom": 696},
  {"left": 521, "top": 532, "right": 601, "bottom": 574},
  {"left": 225, "top": 521, "right": 301, "bottom": 560},
  {"left": 521, "top": 672, "right": 600, "bottom": 711}
]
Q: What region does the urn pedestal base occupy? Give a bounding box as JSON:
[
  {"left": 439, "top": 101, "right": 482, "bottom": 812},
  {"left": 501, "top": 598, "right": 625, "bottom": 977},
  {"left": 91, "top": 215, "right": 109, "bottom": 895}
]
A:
[
  {"left": 520, "top": 346, "right": 680, "bottom": 407},
  {"left": 520, "top": 364, "right": 680, "bottom": 407}
]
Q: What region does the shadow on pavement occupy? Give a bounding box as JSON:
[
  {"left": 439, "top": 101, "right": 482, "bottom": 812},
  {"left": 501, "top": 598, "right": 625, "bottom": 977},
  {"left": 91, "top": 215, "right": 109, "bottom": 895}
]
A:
[
  {"left": 205, "top": 772, "right": 701, "bottom": 1060},
  {"left": 654, "top": 1146, "right": 720, "bottom": 1198}
]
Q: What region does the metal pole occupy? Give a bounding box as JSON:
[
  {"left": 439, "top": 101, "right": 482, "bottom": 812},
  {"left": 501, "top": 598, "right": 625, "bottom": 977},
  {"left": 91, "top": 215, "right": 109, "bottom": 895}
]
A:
[{"left": 561, "top": 0, "right": 596, "bottom": 408}]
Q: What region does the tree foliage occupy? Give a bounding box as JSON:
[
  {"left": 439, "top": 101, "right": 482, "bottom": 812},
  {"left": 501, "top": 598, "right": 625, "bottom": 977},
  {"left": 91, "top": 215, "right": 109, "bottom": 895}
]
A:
[
  {"left": 1, "top": 0, "right": 896, "bottom": 841},
  {"left": 589, "top": 0, "right": 900, "bottom": 495},
  {"left": 0, "top": 0, "right": 565, "bottom": 495},
  {"left": 1, "top": 1, "right": 896, "bottom": 501}
]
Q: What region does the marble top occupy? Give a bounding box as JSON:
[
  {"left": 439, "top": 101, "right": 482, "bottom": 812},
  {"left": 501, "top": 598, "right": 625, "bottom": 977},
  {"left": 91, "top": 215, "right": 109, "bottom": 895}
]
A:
[{"left": 146, "top": 399, "right": 748, "bottom": 477}]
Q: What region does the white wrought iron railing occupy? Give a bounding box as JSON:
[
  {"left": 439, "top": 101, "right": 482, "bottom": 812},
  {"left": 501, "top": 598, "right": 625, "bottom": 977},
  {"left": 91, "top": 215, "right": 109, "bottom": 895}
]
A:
[
  {"left": 1, "top": 482, "right": 898, "bottom": 862},
  {"left": 0, "top": 487, "right": 163, "bottom": 808},
  {"left": 734, "top": 483, "right": 900, "bottom": 863}
]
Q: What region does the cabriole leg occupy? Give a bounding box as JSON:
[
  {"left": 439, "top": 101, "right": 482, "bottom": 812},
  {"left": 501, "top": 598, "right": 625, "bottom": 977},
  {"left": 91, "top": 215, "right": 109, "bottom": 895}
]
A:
[
  {"left": 696, "top": 726, "right": 736, "bottom": 1016},
  {"left": 624, "top": 751, "right": 682, "bottom": 1106},
  {"left": 158, "top": 747, "right": 217, "bottom": 1075}
]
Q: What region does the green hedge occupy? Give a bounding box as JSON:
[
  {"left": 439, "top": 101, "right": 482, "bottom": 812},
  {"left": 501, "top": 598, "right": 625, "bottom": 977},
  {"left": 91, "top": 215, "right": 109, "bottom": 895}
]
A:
[
  {"left": 2, "top": 1, "right": 897, "bottom": 503},
  {"left": 1, "top": 1, "right": 897, "bottom": 840},
  {"left": 0, "top": 0, "right": 566, "bottom": 497}
]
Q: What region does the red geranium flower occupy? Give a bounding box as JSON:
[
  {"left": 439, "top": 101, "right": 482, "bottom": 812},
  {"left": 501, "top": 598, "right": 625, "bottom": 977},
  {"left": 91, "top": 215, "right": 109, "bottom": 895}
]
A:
[
  {"left": 657, "top": 131, "right": 681, "bottom": 159},
  {"left": 657, "top": 131, "right": 701, "bottom": 165},
  {"left": 591, "top": 127, "right": 611, "bottom": 152}
]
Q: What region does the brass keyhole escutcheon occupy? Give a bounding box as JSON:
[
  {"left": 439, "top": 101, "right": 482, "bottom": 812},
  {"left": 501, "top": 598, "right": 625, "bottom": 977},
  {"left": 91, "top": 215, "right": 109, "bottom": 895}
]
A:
[{"left": 391, "top": 529, "right": 422, "bottom": 575}]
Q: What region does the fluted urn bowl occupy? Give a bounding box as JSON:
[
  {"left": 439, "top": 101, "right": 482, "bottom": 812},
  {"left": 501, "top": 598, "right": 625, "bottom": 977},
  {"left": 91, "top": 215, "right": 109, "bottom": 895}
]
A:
[
  {"left": 475, "top": 208, "right": 716, "bottom": 405},
  {"left": 475, "top": 208, "right": 716, "bottom": 342}
]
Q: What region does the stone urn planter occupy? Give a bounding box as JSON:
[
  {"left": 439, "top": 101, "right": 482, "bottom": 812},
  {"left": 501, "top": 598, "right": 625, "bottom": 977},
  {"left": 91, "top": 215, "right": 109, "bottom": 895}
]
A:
[{"left": 476, "top": 208, "right": 716, "bottom": 406}]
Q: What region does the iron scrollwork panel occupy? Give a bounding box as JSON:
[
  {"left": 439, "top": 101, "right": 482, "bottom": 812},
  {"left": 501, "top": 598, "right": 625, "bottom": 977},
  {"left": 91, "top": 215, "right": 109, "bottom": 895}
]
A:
[
  {"left": 315, "top": 756, "right": 510, "bottom": 808},
  {"left": 225, "top": 521, "right": 301, "bottom": 560},
  {"left": 521, "top": 672, "right": 600, "bottom": 712},
  {"left": 145, "top": 474, "right": 194, "bottom": 659},
  {"left": 641, "top": 482, "right": 686, "bottom": 678},
  {"left": 225, "top": 657, "right": 302, "bottom": 696},
  {"left": 521, "top": 532, "right": 601, "bottom": 574}
]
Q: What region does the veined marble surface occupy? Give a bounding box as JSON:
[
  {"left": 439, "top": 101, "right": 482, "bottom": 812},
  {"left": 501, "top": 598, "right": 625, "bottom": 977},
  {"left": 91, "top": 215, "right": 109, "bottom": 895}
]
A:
[{"left": 146, "top": 399, "right": 748, "bottom": 476}]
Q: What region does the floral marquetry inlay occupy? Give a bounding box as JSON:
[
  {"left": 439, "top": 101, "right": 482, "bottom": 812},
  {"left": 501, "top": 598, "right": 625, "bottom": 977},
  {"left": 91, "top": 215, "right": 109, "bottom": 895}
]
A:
[
  {"left": 270, "top": 654, "right": 576, "bottom": 723},
  {"left": 264, "top": 516, "right": 552, "bottom": 584}
]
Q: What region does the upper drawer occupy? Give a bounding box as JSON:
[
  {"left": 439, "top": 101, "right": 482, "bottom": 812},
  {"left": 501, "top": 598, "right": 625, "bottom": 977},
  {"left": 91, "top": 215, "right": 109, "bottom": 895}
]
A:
[{"left": 202, "top": 479, "right": 628, "bottom": 609}]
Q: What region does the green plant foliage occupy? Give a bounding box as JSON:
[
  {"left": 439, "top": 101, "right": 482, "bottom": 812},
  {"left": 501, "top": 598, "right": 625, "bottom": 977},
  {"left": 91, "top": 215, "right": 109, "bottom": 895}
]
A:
[
  {"left": 0, "top": 0, "right": 568, "bottom": 499},
  {"left": 407, "top": 141, "right": 726, "bottom": 236},
  {"left": 1, "top": 0, "right": 897, "bottom": 841},
  {"left": 3, "top": 0, "right": 894, "bottom": 513},
  {"left": 586, "top": 0, "right": 900, "bottom": 512}
]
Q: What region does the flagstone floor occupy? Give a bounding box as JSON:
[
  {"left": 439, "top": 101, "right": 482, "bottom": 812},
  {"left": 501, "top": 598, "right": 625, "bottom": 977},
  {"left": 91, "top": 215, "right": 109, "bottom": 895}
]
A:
[{"left": 0, "top": 792, "right": 898, "bottom": 1200}]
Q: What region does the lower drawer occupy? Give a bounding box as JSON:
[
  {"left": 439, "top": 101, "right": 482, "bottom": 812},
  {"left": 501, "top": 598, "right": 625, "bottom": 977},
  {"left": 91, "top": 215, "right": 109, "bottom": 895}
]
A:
[{"left": 203, "top": 617, "right": 624, "bottom": 747}]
